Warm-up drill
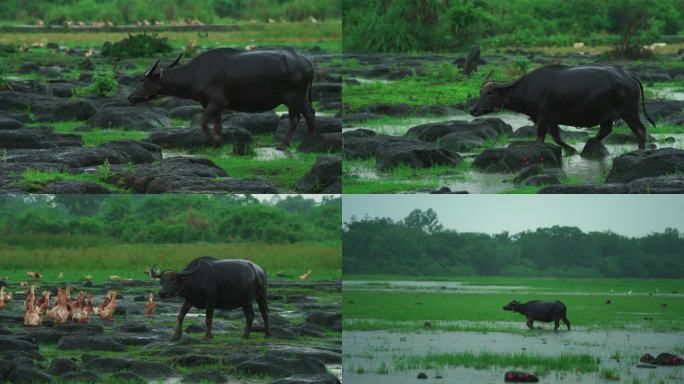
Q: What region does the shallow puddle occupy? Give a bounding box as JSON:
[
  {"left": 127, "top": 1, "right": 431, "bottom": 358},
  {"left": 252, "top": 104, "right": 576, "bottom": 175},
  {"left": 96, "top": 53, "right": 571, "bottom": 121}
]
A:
[{"left": 343, "top": 330, "right": 684, "bottom": 383}]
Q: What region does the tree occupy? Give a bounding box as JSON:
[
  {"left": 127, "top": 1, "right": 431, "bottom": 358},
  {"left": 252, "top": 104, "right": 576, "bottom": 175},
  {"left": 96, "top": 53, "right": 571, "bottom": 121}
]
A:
[{"left": 403, "top": 208, "right": 443, "bottom": 234}]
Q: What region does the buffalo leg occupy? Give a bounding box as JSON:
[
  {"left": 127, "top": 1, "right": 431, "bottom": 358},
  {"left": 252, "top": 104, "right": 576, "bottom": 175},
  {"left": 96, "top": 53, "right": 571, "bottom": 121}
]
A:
[
  {"left": 549, "top": 124, "right": 576, "bottom": 154},
  {"left": 622, "top": 113, "right": 647, "bottom": 149},
  {"left": 526, "top": 318, "right": 534, "bottom": 330},
  {"left": 242, "top": 304, "right": 255, "bottom": 339},
  {"left": 257, "top": 298, "right": 271, "bottom": 337},
  {"left": 212, "top": 113, "right": 223, "bottom": 147},
  {"left": 201, "top": 101, "right": 226, "bottom": 147},
  {"left": 562, "top": 314, "right": 571, "bottom": 331},
  {"left": 204, "top": 306, "right": 214, "bottom": 340},
  {"left": 277, "top": 106, "right": 302, "bottom": 150},
  {"left": 172, "top": 301, "right": 193, "bottom": 341},
  {"left": 302, "top": 101, "right": 316, "bottom": 135},
  {"left": 595, "top": 121, "right": 613, "bottom": 142},
  {"left": 554, "top": 317, "right": 560, "bottom": 331},
  {"left": 536, "top": 121, "right": 548, "bottom": 142}
]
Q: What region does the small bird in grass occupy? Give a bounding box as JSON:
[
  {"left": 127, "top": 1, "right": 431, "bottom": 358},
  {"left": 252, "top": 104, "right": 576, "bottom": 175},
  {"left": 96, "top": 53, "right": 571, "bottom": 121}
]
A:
[
  {"left": 144, "top": 293, "right": 156, "bottom": 316},
  {"left": 20, "top": 281, "right": 27, "bottom": 288},
  {"left": 58, "top": 272, "right": 64, "bottom": 279},
  {"left": 299, "top": 270, "right": 312, "bottom": 280},
  {"left": 27, "top": 271, "right": 41, "bottom": 280}
]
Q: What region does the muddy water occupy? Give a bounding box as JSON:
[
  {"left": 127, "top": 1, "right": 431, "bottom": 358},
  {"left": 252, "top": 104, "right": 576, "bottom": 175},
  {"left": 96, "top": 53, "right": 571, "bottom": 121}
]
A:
[
  {"left": 343, "top": 330, "right": 684, "bottom": 384},
  {"left": 654, "top": 87, "right": 684, "bottom": 101},
  {"left": 345, "top": 112, "right": 684, "bottom": 193}
]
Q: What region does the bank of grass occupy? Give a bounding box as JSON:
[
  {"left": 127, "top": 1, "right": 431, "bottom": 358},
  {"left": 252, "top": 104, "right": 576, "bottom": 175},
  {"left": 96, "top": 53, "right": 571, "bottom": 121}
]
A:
[
  {"left": 393, "top": 351, "right": 599, "bottom": 375},
  {"left": 0, "top": 20, "right": 341, "bottom": 51},
  {"left": 0, "top": 241, "right": 341, "bottom": 282},
  {"left": 18, "top": 168, "right": 127, "bottom": 193}
]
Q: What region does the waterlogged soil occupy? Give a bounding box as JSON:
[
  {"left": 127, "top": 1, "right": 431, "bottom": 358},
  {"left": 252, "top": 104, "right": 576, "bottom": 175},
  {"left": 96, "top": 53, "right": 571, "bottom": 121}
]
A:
[
  {"left": 343, "top": 329, "right": 684, "bottom": 384},
  {"left": 0, "top": 278, "right": 341, "bottom": 383}
]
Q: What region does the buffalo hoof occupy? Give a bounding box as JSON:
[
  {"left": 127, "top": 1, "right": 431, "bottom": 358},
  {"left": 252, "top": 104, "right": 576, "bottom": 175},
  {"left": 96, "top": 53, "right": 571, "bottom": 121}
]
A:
[
  {"left": 276, "top": 143, "right": 290, "bottom": 151},
  {"left": 203, "top": 334, "right": 213, "bottom": 341},
  {"left": 264, "top": 331, "right": 272, "bottom": 338},
  {"left": 242, "top": 332, "right": 251, "bottom": 339},
  {"left": 170, "top": 334, "right": 181, "bottom": 342}
]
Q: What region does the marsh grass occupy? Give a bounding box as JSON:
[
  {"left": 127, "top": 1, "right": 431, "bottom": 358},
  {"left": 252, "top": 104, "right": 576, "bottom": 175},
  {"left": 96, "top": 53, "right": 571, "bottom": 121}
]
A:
[
  {"left": 393, "top": 351, "right": 599, "bottom": 375},
  {"left": 0, "top": 241, "right": 341, "bottom": 282}
]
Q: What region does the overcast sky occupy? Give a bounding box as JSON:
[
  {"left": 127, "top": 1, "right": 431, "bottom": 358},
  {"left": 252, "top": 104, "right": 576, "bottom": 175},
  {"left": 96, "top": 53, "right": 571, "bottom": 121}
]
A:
[{"left": 343, "top": 195, "right": 684, "bottom": 236}]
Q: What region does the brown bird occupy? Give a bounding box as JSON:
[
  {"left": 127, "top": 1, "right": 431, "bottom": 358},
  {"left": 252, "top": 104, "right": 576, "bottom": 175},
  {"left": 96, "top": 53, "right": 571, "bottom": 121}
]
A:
[
  {"left": 27, "top": 271, "right": 41, "bottom": 280},
  {"left": 36, "top": 290, "right": 51, "bottom": 315},
  {"left": 24, "top": 295, "right": 41, "bottom": 327},
  {"left": 0, "top": 287, "right": 7, "bottom": 309},
  {"left": 144, "top": 293, "right": 156, "bottom": 316},
  {"left": 99, "top": 290, "right": 118, "bottom": 321},
  {"left": 71, "top": 292, "right": 86, "bottom": 322},
  {"left": 299, "top": 270, "right": 312, "bottom": 280},
  {"left": 97, "top": 290, "right": 112, "bottom": 314},
  {"left": 20, "top": 281, "right": 27, "bottom": 288}
]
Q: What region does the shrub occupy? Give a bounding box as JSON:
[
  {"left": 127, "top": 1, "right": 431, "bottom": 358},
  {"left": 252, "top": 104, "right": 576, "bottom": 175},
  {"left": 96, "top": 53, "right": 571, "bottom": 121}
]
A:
[
  {"left": 74, "top": 72, "right": 118, "bottom": 97},
  {"left": 101, "top": 33, "right": 173, "bottom": 58}
]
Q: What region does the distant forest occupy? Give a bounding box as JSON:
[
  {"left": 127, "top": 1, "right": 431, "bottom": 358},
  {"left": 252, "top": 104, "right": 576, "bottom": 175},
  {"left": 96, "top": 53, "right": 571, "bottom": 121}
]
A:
[
  {"left": 0, "top": 194, "right": 341, "bottom": 245},
  {"left": 343, "top": 209, "right": 684, "bottom": 278}
]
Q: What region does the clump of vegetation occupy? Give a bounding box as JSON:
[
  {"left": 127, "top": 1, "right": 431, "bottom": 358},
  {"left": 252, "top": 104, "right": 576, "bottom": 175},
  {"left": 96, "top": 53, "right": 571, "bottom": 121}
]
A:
[
  {"left": 101, "top": 33, "right": 173, "bottom": 58},
  {"left": 608, "top": 4, "right": 664, "bottom": 59},
  {"left": 0, "top": 43, "right": 16, "bottom": 56},
  {"left": 74, "top": 72, "right": 118, "bottom": 97}
]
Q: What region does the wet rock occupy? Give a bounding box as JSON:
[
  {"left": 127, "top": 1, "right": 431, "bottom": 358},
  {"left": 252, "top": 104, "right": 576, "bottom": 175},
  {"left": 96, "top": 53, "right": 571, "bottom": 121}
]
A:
[
  {"left": 0, "top": 112, "right": 30, "bottom": 123},
  {"left": 342, "top": 129, "right": 376, "bottom": 138},
  {"left": 305, "top": 311, "right": 341, "bottom": 331},
  {"left": 295, "top": 156, "right": 341, "bottom": 193},
  {"left": 271, "top": 327, "right": 298, "bottom": 340},
  {"left": 511, "top": 125, "right": 537, "bottom": 138},
  {"left": 169, "top": 105, "right": 204, "bottom": 120},
  {"left": 0, "top": 117, "right": 24, "bottom": 130},
  {"left": 415, "top": 105, "right": 460, "bottom": 116},
  {"left": 272, "top": 373, "right": 341, "bottom": 384},
  {"left": 48, "top": 82, "right": 83, "bottom": 98},
  {"left": 645, "top": 100, "right": 684, "bottom": 120},
  {"left": 18, "top": 63, "right": 40, "bottom": 74},
  {"left": 48, "top": 358, "right": 77, "bottom": 375},
  {"left": 438, "top": 132, "right": 484, "bottom": 151},
  {"left": 603, "top": 132, "right": 654, "bottom": 144},
  {"left": 145, "top": 126, "right": 253, "bottom": 151},
  {"left": 60, "top": 370, "right": 100, "bottom": 382},
  {"left": 311, "top": 82, "right": 342, "bottom": 102},
  {"left": 82, "top": 357, "right": 133, "bottom": 372},
  {"left": 182, "top": 370, "right": 227, "bottom": 383},
  {"left": 0, "top": 336, "right": 39, "bottom": 352},
  {"left": 118, "top": 323, "right": 152, "bottom": 333},
  {"left": 236, "top": 355, "right": 327, "bottom": 377},
  {"left": 606, "top": 148, "right": 684, "bottom": 183},
  {"left": 191, "top": 111, "right": 279, "bottom": 134},
  {"left": 128, "top": 361, "right": 173, "bottom": 378},
  {"left": 626, "top": 175, "right": 684, "bottom": 193},
  {"left": 406, "top": 118, "right": 512, "bottom": 142},
  {"left": 376, "top": 140, "right": 462, "bottom": 171},
  {"left": 473, "top": 142, "right": 563, "bottom": 173},
  {"left": 173, "top": 354, "right": 220, "bottom": 367},
  {"left": 664, "top": 114, "right": 684, "bottom": 126},
  {"left": 296, "top": 323, "right": 326, "bottom": 338},
  {"left": 111, "top": 371, "right": 145, "bottom": 383},
  {"left": 342, "top": 112, "right": 381, "bottom": 124},
  {"left": 539, "top": 184, "right": 628, "bottom": 194},
  {"left": 0, "top": 128, "right": 82, "bottom": 149},
  {"left": 522, "top": 172, "right": 564, "bottom": 186},
  {"left": 274, "top": 116, "right": 342, "bottom": 143},
  {"left": 6, "top": 366, "right": 52, "bottom": 383},
  {"left": 417, "top": 372, "right": 428, "bottom": 379},
  {"left": 268, "top": 346, "right": 341, "bottom": 364},
  {"left": 109, "top": 156, "right": 278, "bottom": 193},
  {"left": 88, "top": 107, "right": 170, "bottom": 130},
  {"left": 32, "top": 97, "right": 98, "bottom": 122},
  {"left": 57, "top": 335, "right": 125, "bottom": 352},
  {"left": 0, "top": 92, "right": 31, "bottom": 112},
  {"left": 363, "top": 103, "right": 412, "bottom": 116},
  {"left": 580, "top": 137, "right": 610, "bottom": 159},
  {"left": 297, "top": 133, "right": 342, "bottom": 153}
]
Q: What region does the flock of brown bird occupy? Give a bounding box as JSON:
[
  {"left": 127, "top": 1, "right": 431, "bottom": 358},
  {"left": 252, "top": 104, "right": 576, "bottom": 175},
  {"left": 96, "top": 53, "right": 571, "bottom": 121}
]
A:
[{"left": 0, "top": 271, "right": 158, "bottom": 327}]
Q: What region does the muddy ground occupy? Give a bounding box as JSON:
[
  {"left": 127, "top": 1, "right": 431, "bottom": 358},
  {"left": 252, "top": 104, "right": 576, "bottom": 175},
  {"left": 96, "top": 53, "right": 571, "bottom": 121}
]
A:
[
  {"left": 342, "top": 50, "right": 684, "bottom": 193},
  {"left": 0, "top": 278, "right": 341, "bottom": 383}
]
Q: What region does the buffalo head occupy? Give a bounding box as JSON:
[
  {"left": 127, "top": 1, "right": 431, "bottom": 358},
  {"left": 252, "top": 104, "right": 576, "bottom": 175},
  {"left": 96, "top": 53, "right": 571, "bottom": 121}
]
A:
[
  {"left": 503, "top": 300, "right": 521, "bottom": 312},
  {"left": 149, "top": 263, "right": 198, "bottom": 299},
  {"left": 128, "top": 54, "right": 182, "bottom": 104},
  {"left": 469, "top": 71, "right": 523, "bottom": 116}
]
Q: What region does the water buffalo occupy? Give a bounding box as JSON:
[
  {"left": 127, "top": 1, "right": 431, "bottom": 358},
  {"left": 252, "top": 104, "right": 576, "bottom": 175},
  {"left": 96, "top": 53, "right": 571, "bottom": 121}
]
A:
[
  {"left": 151, "top": 256, "right": 270, "bottom": 340},
  {"left": 128, "top": 47, "right": 315, "bottom": 149},
  {"left": 503, "top": 300, "right": 571, "bottom": 331},
  {"left": 470, "top": 65, "right": 655, "bottom": 152}
]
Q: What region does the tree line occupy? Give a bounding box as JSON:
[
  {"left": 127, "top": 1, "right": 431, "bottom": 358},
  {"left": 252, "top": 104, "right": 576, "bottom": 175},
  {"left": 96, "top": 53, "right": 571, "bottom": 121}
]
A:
[
  {"left": 343, "top": 209, "right": 684, "bottom": 278},
  {"left": 343, "top": 0, "right": 684, "bottom": 55},
  {"left": 0, "top": 194, "right": 341, "bottom": 245}
]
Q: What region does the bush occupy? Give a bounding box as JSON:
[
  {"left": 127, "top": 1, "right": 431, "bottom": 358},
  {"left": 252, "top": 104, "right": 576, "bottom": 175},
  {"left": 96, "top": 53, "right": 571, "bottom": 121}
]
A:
[
  {"left": 101, "top": 33, "right": 173, "bottom": 59},
  {"left": 74, "top": 72, "right": 118, "bottom": 97}
]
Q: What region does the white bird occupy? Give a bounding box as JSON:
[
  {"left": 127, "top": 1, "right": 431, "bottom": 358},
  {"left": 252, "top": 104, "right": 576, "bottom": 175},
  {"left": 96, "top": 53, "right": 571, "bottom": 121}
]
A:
[{"left": 627, "top": 290, "right": 632, "bottom": 295}]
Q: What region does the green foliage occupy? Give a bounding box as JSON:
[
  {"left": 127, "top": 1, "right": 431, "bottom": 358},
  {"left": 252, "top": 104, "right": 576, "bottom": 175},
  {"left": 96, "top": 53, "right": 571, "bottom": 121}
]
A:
[
  {"left": 74, "top": 72, "right": 119, "bottom": 97},
  {"left": 0, "top": 195, "right": 341, "bottom": 245},
  {"left": 343, "top": 0, "right": 684, "bottom": 52},
  {"left": 0, "top": 43, "right": 16, "bottom": 55},
  {"left": 344, "top": 210, "right": 684, "bottom": 278},
  {"left": 101, "top": 33, "right": 173, "bottom": 59}
]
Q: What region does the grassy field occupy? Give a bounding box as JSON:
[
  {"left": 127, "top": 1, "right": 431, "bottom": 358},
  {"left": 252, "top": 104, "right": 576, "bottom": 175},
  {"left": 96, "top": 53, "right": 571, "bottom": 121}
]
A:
[
  {"left": 343, "top": 276, "right": 684, "bottom": 331},
  {"left": 0, "top": 240, "right": 342, "bottom": 282}
]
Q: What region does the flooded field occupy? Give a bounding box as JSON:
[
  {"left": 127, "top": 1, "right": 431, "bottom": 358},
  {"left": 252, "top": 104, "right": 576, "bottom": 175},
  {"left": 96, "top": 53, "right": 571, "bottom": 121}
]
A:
[{"left": 343, "top": 277, "right": 684, "bottom": 383}]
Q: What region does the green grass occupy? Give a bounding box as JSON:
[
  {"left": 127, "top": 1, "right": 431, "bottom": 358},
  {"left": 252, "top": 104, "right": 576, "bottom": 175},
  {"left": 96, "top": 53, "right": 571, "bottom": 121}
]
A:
[
  {"left": 393, "top": 351, "right": 599, "bottom": 375},
  {"left": 0, "top": 241, "right": 341, "bottom": 283},
  {"left": 17, "top": 168, "right": 127, "bottom": 193}
]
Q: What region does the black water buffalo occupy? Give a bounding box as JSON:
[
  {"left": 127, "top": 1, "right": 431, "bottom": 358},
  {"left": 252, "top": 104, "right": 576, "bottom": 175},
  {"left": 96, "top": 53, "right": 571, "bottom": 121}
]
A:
[
  {"left": 470, "top": 65, "right": 655, "bottom": 151},
  {"left": 151, "top": 256, "right": 270, "bottom": 340},
  {"left": 128, "top": 47, "right": 315, "bottom": 149},
  {"left": 503, "top": 300, "right": 571, "bottom": 331}
]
